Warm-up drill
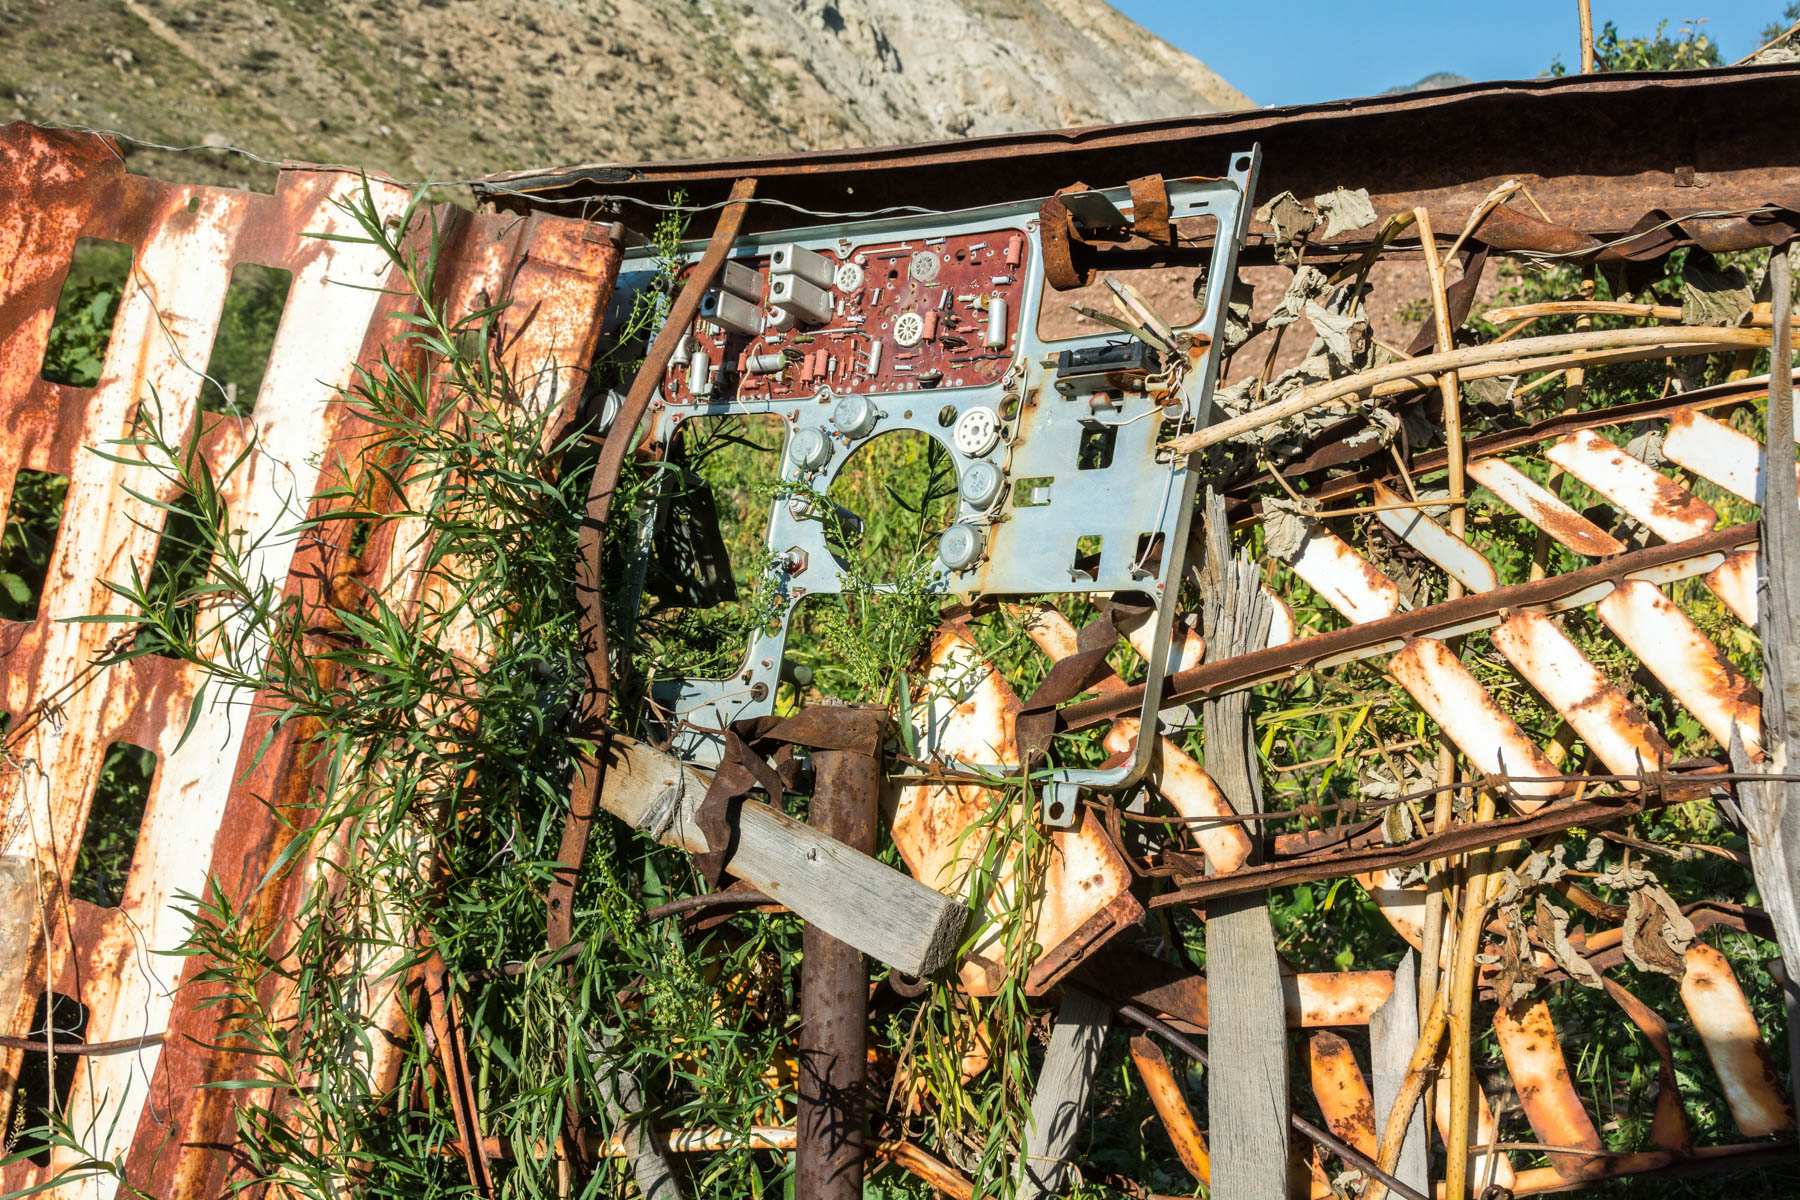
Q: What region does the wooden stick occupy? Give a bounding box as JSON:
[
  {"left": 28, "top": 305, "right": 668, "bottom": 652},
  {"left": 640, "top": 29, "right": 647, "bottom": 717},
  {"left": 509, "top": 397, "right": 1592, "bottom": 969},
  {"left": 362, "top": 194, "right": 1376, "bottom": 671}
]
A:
[
  {"left": 1484, "top": 300, "right": 1800, "bottom": 327},
  {"left": 596, "top": 736, "right": 967, "bottom": 976},
  {"left": 1416, "top": 204, "right": 1465, "bottom": 1046},
  {"left": 1445, "top": 794, "right": 1500, "bottom": 1200},
  {"left": 1166, "top": 326, "right": 1774, "bottom": 455},
  {"left": 1578, "top": 0, "right": 1595, "bottom": 73}
]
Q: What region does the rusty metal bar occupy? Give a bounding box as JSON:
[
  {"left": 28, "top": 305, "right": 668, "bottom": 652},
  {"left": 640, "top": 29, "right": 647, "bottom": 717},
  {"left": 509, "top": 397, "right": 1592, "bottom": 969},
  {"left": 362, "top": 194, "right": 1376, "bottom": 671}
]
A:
[
  {"left": 797, "top": 708, "right": 885, "bottom": 1200},
  {"left": 1058, "top": 523, "right": 1758, "bottom": 734}
]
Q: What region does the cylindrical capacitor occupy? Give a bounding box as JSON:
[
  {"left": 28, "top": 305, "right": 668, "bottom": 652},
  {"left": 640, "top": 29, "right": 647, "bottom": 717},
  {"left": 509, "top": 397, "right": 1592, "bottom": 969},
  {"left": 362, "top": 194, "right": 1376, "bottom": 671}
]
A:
[
  {"left": 746, "top": 352, "right": 786, "bottom": 374},
  {"left": 985, "top": 296, "right": 1008, "bottom": 349},
  {"left": 687, "top": 348, "right": 711, "bottom": 396},
  {"left": 867, "top": 340, "right": 883, "bottom": 376}
]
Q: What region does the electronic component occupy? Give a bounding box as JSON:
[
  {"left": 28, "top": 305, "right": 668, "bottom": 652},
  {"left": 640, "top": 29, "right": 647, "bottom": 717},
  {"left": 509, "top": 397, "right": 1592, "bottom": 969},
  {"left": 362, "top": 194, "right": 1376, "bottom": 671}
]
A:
[
  {"left": 1053, "top": 340, "right": 1161, "bottom": 397},
  {"left": 699, "top": 288, "right": 763, "bottom": 336},
  {"left": 960, "top": 461, "right": 1005, "bottom": 510},
  {"left": 769, "top": 243, "right": 837, "bottom": 291},
  {"left": 910, "top": 251, "right": 941, "bottom": 284},
  {"left": 937, "top": 522, "right": 985, "bottom": 570},
  {"left": 831, "top": 393, "right": 879, "bottom": 440},
  {"left": 746, "top": 352, "right": 786, "bottom": 374},
  {"left": 952, "top": 406, "right": 1002, "bottom": 457},
  {"left": 769, "top": 274, "right": 835, "bottom": 326},
  {"left": 788, "top": 426, "right": 833, "bottom": 471},
  {"left": 834, "top": 261, "right": 865, "bottom": 293},
  {"left": 985, "top": 296, "right": 1008, "bottom": 349},
  {"left": 893, "top": 311, "right": 924, "bottom": 347},
  {"left": 719, "top": 259, "right": 763, "bottom": 301},
  {"left": 687, "top": 348, "right": 712, "bottom": 397}
]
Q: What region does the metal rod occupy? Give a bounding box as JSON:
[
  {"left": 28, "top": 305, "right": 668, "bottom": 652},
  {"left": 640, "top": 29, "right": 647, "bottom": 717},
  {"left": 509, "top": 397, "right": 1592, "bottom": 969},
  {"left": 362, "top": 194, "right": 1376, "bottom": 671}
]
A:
[{"left": 797, "top": 708, "right": 886, "bottom": 1200}]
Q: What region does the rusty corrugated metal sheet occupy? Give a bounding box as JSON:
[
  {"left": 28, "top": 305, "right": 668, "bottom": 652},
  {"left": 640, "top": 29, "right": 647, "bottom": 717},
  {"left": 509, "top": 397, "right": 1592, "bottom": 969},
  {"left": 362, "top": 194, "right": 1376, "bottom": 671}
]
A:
[{"left": 0, "top": 122, "right": 620, "bottom": 1198}]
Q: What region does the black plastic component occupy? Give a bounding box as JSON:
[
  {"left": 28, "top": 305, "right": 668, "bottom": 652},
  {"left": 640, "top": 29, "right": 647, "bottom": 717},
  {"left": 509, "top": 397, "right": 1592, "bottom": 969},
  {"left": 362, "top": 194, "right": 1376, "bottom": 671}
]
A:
[{"left": 1054, "top": 339, "right": 1160, "bottom": 396}]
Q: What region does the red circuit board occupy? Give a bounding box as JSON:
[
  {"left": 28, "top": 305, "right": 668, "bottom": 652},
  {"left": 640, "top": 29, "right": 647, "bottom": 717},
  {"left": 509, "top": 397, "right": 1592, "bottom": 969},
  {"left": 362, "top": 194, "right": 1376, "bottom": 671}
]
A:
[{"left": 661, "top": 229, "right": 1030, "bottom": 404}]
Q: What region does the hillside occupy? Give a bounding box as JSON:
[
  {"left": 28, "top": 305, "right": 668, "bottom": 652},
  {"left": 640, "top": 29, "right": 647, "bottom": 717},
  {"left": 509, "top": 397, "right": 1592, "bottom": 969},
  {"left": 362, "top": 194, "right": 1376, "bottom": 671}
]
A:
[{"left": 0, "top": 0, "right": 1249, "bottom": 188}]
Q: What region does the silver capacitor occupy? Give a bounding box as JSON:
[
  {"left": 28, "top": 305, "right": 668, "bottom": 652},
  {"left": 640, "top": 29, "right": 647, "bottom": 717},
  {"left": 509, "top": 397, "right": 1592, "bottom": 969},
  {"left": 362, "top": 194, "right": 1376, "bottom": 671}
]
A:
[
  {"left": 746, "top": 352, "right": 786, "bottom": 374},
  {"left": 985, "top": 295, "right": 1008, "bottom": 349},
  {"left": 687, "top": 348, "right": 711, "bottom": 397}
]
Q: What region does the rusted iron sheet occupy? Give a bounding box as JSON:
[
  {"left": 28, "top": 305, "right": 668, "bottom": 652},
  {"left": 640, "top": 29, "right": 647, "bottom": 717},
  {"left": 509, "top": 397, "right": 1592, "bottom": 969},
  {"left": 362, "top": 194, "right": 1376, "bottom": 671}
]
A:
[
  {"left": 1372, "top": 483, "right": 1497, "bottom": 593},
  {"left": 1308, "top": 1031, "right": 1378, "bottom": 1159},
  {"left": 1544, "top": 428, "right": 1719, "bottom": 543},
  {"left": 1596, "top": 580, "right": 1763, "bottom": 759},
  {"left": 1128, "top": 1033, "right": 1210, "bottom": 1184},
  {"left": 1493, "top": 999, "right": 1604, "bottom": 1181},
  {"left": 0, "top": 122, "right": 621, "bottom": 1197},
  {"left": 1680, "top": 943, "right": 1796, "bottom": 1138},
  {"left": 1467, "top": 458, "right": 1626, "bottom": 558},
  {"left": 478, "top": 66, "right": 1800, "bottom": 268},
  {"left": 1490, "top": 610, "right": 1670, "bottom": 782},
  {"left": 888, "top": 627, "right": 1141, "bottom": 996},
  {"left": 1287, "top": 527, "right": 1402, "bottom": 623},
  {"left": 1388, "top": 639, "right": 1570, "bottom": 808}
]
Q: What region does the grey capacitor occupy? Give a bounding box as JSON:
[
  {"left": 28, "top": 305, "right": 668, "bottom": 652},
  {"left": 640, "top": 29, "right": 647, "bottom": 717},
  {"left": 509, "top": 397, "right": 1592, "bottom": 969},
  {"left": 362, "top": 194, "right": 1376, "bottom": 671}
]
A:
[
  {"left": 699, "top": 288, "right": 763, "bottom": 336},
  {"left": 959, "top": 460, "right": 1004, "bottom": 510},
  {"left": 597, "top": 389, "right": 623, "bottom": 433},
  {"left": 985, "top": 295, "right": 1008, "bottom": 349},
  {"left": 938, "top": 522, "right": 985, "bottom": 571},
  {"left": 687, "top": 348, "right": 711, "bottom": 396},
  {"left": 768, "top": 243, "right": 837, "bottom": 291},
  {"left": 719, "top": 259, "right": 762, "bottom": 301},
  {"left": 788, "top": 426, "right": 833, "bottom": 472},
  {"left": 831, "top": 393, "right": 878, "bottom": 439},
  {"left": 746, "top": 352, "right": 786, "bottom": 374},
  {"left": 768, "top": 274, "right": 835, "bottom": 326}
]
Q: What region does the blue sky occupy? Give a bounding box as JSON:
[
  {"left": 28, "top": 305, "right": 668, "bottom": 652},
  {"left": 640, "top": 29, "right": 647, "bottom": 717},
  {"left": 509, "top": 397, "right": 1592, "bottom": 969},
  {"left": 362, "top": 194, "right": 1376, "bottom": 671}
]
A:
[{"left": 1113, "top": 1, "right": 1789, "bottom": 107}]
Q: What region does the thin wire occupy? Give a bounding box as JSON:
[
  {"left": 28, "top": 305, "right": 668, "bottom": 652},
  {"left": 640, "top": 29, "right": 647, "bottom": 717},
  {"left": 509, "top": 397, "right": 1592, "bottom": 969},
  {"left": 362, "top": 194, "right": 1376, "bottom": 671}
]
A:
[{"left": 36, "top": 121, "right": 946, "bottom": 220}]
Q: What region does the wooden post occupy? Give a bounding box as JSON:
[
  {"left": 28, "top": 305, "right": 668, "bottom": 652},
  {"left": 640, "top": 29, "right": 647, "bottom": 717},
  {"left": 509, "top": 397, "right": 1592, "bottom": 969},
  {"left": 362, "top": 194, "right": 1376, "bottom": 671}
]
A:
[
  {"left": 797, "top": 709, "right": 885, "bottom": 1200},
  {"left": 1734, "top": 249, "right": 1800, "bottom": 980},
  {"left": 1197, "top": 488, "right": 1289, "bottom": 1196},
  {"left": 1018, "top": 988, "right": 1112, "bottom": 1198},
  {"left": 1371, "top": 952, "right": 1429, "bottom": 1194}
]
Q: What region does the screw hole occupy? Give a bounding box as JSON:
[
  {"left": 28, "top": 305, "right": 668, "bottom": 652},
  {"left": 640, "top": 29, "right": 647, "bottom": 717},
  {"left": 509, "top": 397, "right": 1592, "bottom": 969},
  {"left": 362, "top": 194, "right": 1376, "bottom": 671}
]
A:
[{"left": 1235, "top": 156, "right": 1251, "bottom": 172}]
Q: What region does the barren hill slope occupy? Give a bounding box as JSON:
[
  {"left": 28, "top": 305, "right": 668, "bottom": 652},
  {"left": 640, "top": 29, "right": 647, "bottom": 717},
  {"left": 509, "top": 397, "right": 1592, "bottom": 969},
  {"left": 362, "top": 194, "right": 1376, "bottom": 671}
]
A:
[{"left": 0, "top": 0, "right": 1248, "bottom": 187}]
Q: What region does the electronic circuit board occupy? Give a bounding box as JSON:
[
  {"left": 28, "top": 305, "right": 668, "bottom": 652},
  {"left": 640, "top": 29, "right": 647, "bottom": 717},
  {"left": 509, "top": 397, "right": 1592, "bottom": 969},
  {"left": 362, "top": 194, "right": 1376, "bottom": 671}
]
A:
[{"left": 607, "top": 151, "right": 1259, "bottom": 822}]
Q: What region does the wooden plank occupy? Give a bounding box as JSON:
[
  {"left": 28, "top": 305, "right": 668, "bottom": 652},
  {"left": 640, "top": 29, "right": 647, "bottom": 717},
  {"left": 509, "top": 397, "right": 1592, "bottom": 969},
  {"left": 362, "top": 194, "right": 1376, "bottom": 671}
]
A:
[
  {"left": 1370, "top": 952, "right": 1428, "bottom": 1196},
  {"left": 1199, "top": 488, "right": 1292, "bottom": 1196},
  {"left": 596, "top": 736, "right": 967, "bottom": 977},
  {"left": 1017, "top": 988, "right": 1111, "bottom": 1198}
]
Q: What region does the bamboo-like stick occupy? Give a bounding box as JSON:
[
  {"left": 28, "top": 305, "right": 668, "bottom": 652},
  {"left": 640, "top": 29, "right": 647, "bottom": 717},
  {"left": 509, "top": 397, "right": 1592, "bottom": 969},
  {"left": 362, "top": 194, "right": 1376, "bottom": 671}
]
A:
[
  {"left": 1416, "top": 205, "right": 1464, "bottom": 1049},
  {"left": 1444, "top": 793, "right": 1501, "bottom": 1200},
  {"left": 1579, "top": 0, "right": 1596, "bottom": 73},
  {"left": 1484, "top": 300, "right": 1800, "bottom": 327},
  {"left": 1165, "top": 326, "right": 1775, "bottom": 455}
]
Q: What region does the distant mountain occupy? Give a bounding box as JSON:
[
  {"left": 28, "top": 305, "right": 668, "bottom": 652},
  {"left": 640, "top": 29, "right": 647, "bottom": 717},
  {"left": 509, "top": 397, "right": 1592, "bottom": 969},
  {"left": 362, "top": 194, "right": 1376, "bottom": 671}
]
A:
[
  {"left": 0, "top": 0, "right": 1251, "bottom": 188},
  {"left": 1383, "top": 71, "right": 1474, "bottom": 95}
]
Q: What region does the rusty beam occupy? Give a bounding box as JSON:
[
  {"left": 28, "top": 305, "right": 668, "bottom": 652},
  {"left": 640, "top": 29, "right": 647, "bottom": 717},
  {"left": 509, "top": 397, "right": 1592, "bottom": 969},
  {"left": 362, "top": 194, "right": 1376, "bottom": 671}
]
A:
[
  {"left": 478, "top": 67, "right": 1800, "bottom": 257},
  {"left": 1056, "top": 522, "right": 1758, "bottom": 735},
  {"left": 796, "top": 708, "right": 885, "bottom": 1200}
]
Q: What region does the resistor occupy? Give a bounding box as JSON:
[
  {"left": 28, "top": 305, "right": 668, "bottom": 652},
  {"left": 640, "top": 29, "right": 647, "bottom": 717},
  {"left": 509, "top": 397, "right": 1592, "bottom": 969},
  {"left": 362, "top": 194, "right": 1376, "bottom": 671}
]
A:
[
  {"left": 826, "top": 354, "right": 838, "bottom": 379},
  {"left": 990, "top": 275, "right": 1013, "bottom": 285},
  {"left": 812, "top": 348, "right": 829, "bottom": 379},
  {"left": 922, "top": 311, "right": 938, "bottom": 341},
  {"left": 985, "top": 296, "right": 1007, "bottom": 349},
  {"left": 1004, "top": 235, "right": 1022, "bottom": 265}
]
